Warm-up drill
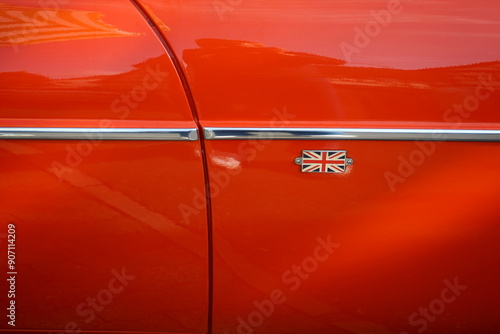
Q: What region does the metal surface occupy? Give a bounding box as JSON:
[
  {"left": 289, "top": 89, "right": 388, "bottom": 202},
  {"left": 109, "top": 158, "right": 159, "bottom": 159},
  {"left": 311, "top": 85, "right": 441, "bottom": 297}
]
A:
[
  {"left": 0, "top": 128, "right": 199, "bottom": 141},
  {"left": 204, "top": 128, "right": 500, "bottom": 142}
]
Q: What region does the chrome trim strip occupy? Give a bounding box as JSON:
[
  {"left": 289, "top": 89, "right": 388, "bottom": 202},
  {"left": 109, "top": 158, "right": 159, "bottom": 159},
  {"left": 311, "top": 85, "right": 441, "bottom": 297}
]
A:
[
  {"left": 204, "top": 128, "right": 500, "bottom": 142},
  {"left": 0, "top": 128, "right": 199, "bottom": 141}
]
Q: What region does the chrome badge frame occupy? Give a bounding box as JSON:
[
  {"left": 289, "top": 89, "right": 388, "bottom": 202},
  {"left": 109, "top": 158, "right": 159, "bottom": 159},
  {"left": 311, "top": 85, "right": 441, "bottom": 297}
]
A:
[{"left": 295, "top": 150, "right": 354, "bottom": 173}]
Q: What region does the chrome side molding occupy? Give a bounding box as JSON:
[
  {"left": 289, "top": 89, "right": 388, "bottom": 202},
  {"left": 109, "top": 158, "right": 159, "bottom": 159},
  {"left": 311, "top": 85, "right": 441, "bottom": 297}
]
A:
[
  {"left": 204, "top": 128, "right": 500, "bottom": 142},
  {"left": 4, "top": 127, "right": 500, "bottom": 142},
  {"left": 0, "top": 128, "right": 199, "bottom": 141}
]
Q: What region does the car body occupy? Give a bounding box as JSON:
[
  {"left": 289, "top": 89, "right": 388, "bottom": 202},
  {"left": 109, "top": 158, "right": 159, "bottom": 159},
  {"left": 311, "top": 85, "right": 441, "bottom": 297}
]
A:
[{"left": 1, "top": 1, "right": 500, "bottom": 333}]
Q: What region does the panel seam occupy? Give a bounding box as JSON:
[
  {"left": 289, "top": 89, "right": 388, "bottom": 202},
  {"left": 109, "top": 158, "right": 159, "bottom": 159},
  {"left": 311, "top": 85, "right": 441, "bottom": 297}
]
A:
[{"left": 128, "top": 1, "right": 214, "bottom": 333}]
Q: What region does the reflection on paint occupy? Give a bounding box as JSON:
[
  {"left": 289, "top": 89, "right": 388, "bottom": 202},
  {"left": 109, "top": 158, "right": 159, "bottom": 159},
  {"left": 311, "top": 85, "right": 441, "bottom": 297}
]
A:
[{"left": 0, "top": 3, "right": 139, "bottom": 46}]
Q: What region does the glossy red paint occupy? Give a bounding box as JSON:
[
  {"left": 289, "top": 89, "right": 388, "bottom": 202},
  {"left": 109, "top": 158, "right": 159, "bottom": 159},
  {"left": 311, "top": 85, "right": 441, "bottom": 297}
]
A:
[
  {"left": 0, "top": 1, "right": 194, "bottom": 124},
  {"left": 204, "top": 139, "right": 500, "bottom": 333},
  {"left": 135, "top": 1, "right": 500, "bottom": 333},
  {"left": 1, "top": 0, "right": 500, "bottom": 333},
  {"left": 137, "top": 0, "right": 500, "bottom": 127},
  {"left": 0, "top": 140, "right": 208, "bottom": 333},
  {"left": 1, "top": 0, "right": 208, "bottom": 333}
]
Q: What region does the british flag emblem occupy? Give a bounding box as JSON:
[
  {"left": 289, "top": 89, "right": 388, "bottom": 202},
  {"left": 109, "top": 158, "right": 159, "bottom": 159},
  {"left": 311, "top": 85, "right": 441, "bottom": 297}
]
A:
[{"left": 298, "top": 150, "right": 351, "bottom": 173}]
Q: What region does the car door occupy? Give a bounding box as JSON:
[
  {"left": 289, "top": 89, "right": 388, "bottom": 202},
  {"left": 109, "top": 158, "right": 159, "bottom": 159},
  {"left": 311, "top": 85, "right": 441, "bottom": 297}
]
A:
[
  {"left": 136, "top": 1, "right": 500, "bottom": 333},
  {"left": 0, "top": 1, "right": 208, "bottom": 333}
]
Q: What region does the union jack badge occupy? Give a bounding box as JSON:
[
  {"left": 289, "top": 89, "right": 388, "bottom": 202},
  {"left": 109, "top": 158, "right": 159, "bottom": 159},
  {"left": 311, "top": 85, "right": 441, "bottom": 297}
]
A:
[{"left": 294, "top": 150, "right": 353, "bottom": 173}]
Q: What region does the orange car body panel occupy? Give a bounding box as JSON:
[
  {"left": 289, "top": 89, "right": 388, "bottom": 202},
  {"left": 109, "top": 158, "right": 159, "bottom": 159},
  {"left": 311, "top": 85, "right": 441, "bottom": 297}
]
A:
[
  {"left": 1, "top": 1, "right": 208, "bottom": 333},
  {"left": 136, "top": 1, "right": 500, "bottom": 333},
  {"left": 203, "top": 139, "right": 500, "bottom": 334},
  {"left": 0, "top": 140, "right": 209, "bottom": 333},
  {"left": 1, "top": 0, "right": 500, "bottom": 333},
  {"left": 137, "top": 0, "right": 500, "bottom": 127}
]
